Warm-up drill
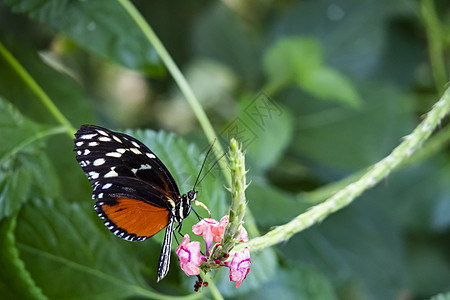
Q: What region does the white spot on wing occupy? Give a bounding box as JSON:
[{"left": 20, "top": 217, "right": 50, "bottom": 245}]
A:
[
  {"left": 99, "top": 136, "right": 112, "bottom": 142},
  {"left": 146, "top": 153, "right": 156, "bottom": 158},
  {"left": 81, "top": 133, "right": 97, "bottom": 139},
  {"left": 104, "top": 168, "right": 118, "bottom": 178},
  {"left": 98, "top": 193, "right": 104, "bottom": 199},
  {"left": 131, "top": 141, "right": 140, "bottom": 148},
  {"left": 88, "top": 171, "right": 99, "bottom": 179},
  {"left": 76, "top": 141, "right": 84, "bottom": 147},
  {"left": 117, "top": 148, "right": 126, "bottom": 153},
  {"left": 93, "top": 158, "right": 106, "bottom": 166},
  {"left": 97, "top": 130, "right": 108, "bottom": 136},
  {"left": 130, "top": 148, "right": 141, "bottom": 154},
  {"left": 140, "top": 164, "right": 151, "bottom": 170},
  {"left": 89, "top": 142, "right": 99, "bottom": 146},
  {"left": 112, "top": 135, "right": 122, "bottom": 143},
  {"left": 103, "top": 183, "right": 112, "bottom": 189},
  {"left": 106, "top": 152, "right": 122, "bottom": 158}
]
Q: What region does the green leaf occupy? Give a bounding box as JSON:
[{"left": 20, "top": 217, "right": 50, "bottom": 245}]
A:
[
  {"left": 299, "top": 67, "right": 361, "bottom": 107},
  {"left": 430, "top": 292, "right": 450, "bottom": 300},
  {"left": 263, "top": 37, "right": 361, "bottom": 107},
  {"left": 4, "top": 0, "right": 163, "bottom": 75},
  {"left": 263, "top": 37, "right": 322, "bottom": 84},
  {"left": 0, "top": 215, "right": 47, "bottom": 300},
  {"left": 15, "top": 198, "right": 185, "bottom": 299},
  {"left": 0, "top": 98, "right": 60, "bottom": 219}
]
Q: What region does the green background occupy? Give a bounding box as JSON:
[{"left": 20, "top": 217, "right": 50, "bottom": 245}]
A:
[{"left": 0, "top": 0, "right": 449, "bottom": 299}]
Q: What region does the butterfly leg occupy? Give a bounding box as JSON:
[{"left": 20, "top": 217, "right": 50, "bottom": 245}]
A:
[
  {"left": 190, "top": 206, "right": 204, "bottom": 222},
  {"left": 157, "top": 218, "right": 175, "bottom": 282}
]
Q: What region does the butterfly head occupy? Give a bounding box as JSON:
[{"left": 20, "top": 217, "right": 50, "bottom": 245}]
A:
[
  {"left": 185, "top": 189, "right": 197, "bottom": 217},
  {"left": 187, "top": 189, "right": 197, "bottom": 202}
]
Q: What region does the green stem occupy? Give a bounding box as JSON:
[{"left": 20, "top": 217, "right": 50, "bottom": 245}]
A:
[
  {"left": 202, "top": 272, "right": 224, "bottom": 300},
  {"left": 117, "top": 0, "right": 230, "bottom": 184},
  {"left": 221, "top": 139, "right": 247, "bottom": 251},
  {"left": 299, "top": 107, "right": 450, "bottom": 206},
  {"left": 235, "top": 86, "right": 450, "bottom": 253},
  {"left": 422, "top": 0, "right": 448, "bottom": 92},
  {"left": 0, "top": 42, "right": 76, "bottom": 137}
]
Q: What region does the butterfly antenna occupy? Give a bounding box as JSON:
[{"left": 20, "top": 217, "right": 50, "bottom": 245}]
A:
[
  {"left": 194, "top": 151, "right": 227, "bottom": 189},
  {"left": 193, "top": 139, "right": 216, "bottom": 190}
]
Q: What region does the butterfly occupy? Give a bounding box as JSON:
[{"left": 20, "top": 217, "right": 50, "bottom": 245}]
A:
[{"left": 73, "top": 125, "right": 199, "bottom": 281}]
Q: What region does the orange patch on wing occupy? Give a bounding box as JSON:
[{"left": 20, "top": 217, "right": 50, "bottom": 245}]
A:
[{"left": 101, "top": 198, "right": 169, "bottom": 237}]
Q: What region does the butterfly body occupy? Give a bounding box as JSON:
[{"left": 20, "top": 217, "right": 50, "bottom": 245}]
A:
[{"left": 74, "top": 125, "right": 196, "bottom": 281}]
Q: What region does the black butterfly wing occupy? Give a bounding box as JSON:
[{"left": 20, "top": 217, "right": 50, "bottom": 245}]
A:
[{"left": 74, "top": 125, "right": 180, "bottom": 241}]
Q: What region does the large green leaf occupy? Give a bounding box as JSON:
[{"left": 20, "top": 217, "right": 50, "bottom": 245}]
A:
[
  {"left": 0, "top": 215, "right": 46, "bottom": 300},
  {"left": 0, "top": 98, "right": 60, "bottom": 219},
  {"left": 13, "top": 128, "right": 230, "bottom": 298},
  {"left": 15, "top": 198, "right": 197, "bottom": 299},
  {"left": 3, "top": 0, "right": 163, "bottom": 75}
]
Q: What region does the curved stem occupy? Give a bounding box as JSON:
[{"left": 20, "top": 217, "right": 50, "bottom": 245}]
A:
[
  {"left": 235, "top": 86, "right": 450, "bottom": 253},
  {"left": 117, "top": 0, "right": 230, "bottom": 184},
  {"left": 0, "top": 42, "right": 76, "bottom": 137},
  {"left": 202, "top": 272, "right": 224, "bottom": 300},
  {"left": 422, "top": 0, "right": 448, "bottom": 93}
]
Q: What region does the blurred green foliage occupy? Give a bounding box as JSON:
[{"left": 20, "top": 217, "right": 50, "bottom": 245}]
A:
[{"left": 0, "top": 0, "right": 449, "bottom": 299}]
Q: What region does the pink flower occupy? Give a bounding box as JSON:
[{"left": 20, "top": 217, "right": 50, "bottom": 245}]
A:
[
  {"left": 175, "top": 234, "right": 202, "bottom": 276},
  {"left": 192, "top": 218, "right": 218, "bottom": 255},
  {"left": 228, "top": 247, "right": 251, "bottom": 288},
  {"left": 236, "top": 225, "right": 248, "bottom": 242},
  {"left": 212, "top": 215, "right": 229, "bottom": 242}
]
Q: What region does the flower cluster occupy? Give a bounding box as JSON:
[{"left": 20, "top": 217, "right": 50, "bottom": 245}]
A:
[{"left": 175, "top": 215, "right": 250, "bottom": 289}]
